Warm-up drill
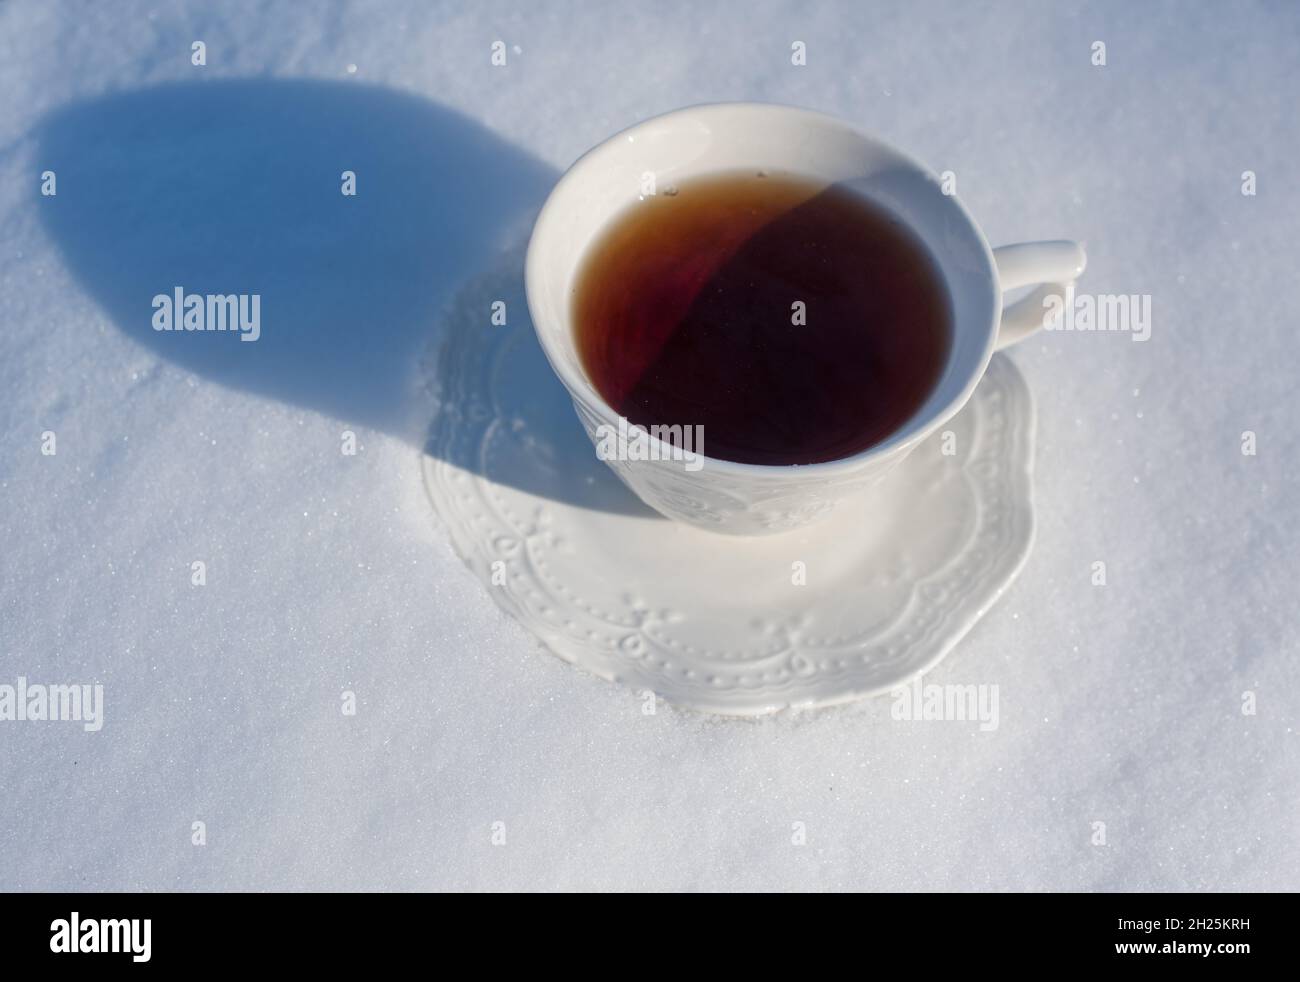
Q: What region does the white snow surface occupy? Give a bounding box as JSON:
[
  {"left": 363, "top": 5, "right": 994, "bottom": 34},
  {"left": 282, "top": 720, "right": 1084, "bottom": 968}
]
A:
[{"left": 0, "top": 0, "right": 1296, "bottom": 891}]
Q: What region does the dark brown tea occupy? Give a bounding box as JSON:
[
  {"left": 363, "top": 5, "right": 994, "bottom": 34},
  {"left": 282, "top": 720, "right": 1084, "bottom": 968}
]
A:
[{"left": 573, "top": 172, "right": 952, "bottom": 466}]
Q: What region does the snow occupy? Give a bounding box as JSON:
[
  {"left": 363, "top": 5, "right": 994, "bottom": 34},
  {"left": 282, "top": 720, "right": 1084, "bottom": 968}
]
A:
[{"left": 1, "top": 0, "right": 1296, "bottom": 890}]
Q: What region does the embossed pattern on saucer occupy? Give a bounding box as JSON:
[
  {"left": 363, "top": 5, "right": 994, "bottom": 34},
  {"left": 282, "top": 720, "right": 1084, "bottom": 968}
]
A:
[{"left": 422, "top": 302, "right": 1035, "bottom": 716}]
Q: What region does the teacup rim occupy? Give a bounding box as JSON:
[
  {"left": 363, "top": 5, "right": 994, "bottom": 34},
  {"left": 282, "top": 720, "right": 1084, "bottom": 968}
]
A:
[{"left": 524, "top": 100, "right": 1001, "bottom": 478}]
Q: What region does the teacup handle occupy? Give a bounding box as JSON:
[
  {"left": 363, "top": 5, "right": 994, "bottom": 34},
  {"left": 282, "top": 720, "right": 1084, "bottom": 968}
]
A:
[{"left": 992, "top": 240, "right": 1087, "bottom": 350}]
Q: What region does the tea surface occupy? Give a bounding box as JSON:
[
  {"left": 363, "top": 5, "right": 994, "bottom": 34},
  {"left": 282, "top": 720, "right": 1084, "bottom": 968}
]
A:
[{"left": 573, "top": 171, "right": 952, "bottom": 465}]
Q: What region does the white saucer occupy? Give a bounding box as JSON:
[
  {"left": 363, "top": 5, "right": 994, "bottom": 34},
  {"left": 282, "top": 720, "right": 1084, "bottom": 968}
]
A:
[{"left": 421, "top": 269, "right": 1035, "bottom": 716}]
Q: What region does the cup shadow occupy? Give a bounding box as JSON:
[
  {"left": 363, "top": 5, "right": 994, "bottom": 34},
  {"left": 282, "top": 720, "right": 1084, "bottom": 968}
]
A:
[
  {"left": 34, "top": 79, "right": 651, "bottom": 516},
  {"left": 421, "top": 245, "right": 662, "bottom": 520}
]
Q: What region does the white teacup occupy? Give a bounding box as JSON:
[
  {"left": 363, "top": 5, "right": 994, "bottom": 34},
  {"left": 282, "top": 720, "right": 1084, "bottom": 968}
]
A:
[{"left": 525, "top": 103, "right": 1085, "bottom": 535}]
